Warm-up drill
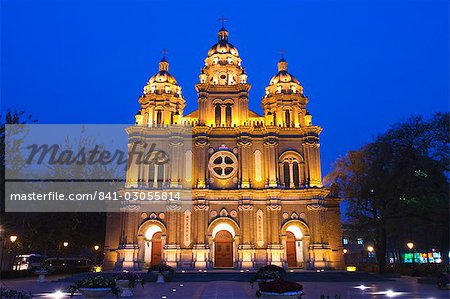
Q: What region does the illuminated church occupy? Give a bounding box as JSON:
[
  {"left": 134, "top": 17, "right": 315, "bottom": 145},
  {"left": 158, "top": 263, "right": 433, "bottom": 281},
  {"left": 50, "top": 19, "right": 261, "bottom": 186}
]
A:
[{"left": 103, "top": 26, "right": 344, "bottom": 270}]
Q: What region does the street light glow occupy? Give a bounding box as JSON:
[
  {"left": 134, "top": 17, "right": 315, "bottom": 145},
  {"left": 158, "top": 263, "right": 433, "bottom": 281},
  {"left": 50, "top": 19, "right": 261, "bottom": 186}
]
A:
[
  {"left": 63, "top": 241, "right": 69, "bottom": 247},
  {"left": 406, "top": 242, "right": 414, "bottom": 250},
  {"left": 367, "top": 246, "right": 374, "bottom": 252},
  {"left": 9, "top": 235, "right": 18, "bottom": 243},
  {"left": 94, "top": 245, "right": 100, "bottom": 251}
]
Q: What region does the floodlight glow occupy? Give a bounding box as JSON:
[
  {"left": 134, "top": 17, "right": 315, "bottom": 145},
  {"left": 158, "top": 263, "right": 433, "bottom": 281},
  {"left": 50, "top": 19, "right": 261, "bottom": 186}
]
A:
[
  {"left": 354, "top": 285, "right": 370, "bottom": 290},
  {"left": 49, "top": 291, "right": 65, "bottom": 298},
  {"left": 372, "top": 290, "right": 405, "bottom": 297}
]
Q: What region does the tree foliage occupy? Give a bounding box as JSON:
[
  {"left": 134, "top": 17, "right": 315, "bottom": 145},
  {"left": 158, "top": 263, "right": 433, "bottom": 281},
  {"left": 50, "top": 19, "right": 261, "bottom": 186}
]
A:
[{"left": 326, "top": 113, "right": 449, "bottom": 272}]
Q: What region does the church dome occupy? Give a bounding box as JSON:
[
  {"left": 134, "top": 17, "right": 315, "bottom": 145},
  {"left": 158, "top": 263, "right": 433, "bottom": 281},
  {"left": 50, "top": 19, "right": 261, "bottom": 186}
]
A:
[
  {"left": 148, "top": 58, "right": 178, "bottom": 85},
  {"left": 268, "top": 58, "right": 299, "bottom": 85},
  {"left": 144, "top": 57, "right": 182, "bottom": 96},
  {"left": 207, "top": 27, "right": 239, "bottom": 57}
]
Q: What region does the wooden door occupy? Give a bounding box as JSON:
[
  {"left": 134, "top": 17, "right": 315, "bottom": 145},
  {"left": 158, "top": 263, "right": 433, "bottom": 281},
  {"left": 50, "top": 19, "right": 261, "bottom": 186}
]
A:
[
  {"left": 286, "top": 231, "right": 297, "bottom": 267},
  {"left": 151, "top": 232, "right": 162, "bottom": 266},
  {"left": 214, "top": 230, "right": 233, "bottom": 267}
]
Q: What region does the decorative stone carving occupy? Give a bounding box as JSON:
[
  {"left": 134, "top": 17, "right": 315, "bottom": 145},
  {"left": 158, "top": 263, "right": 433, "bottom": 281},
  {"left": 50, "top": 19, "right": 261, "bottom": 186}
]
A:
[
  {"left": 141, "top": 212, "right": 148, "bottom": 219},
  {"left": 306, "top": 204, "right": 327, "bottom": 211},
  {"left": 282, "top": 212, "right": 289, "bottom": 219},
  {"left": 291, "top": 212, "right": 299, "bottom": 219},
  {"left": 194, "top": 204, "right": 209, "bottom": 211},
  {"left": 264, "top": 136, "right": 278, "bottom": 146},
  {"left": 149, "top": 212, "right": 158, "bottom": 218},
  {"left": 219, "top": 208, "right": 229, "bottom": 217},
  {"left": 210, "top": 210, "right": 218, "bottom": 217},
  {"left": 230, "top": 210, "right": 238, "bottom": 218},
  {"left": 266, "top": 204, "right": 281, "bottom": 211},
  {"left": 195, "top": 136, "right": 209, "bottom": 147},
  {"left": 166, "top": 204, "right": 182, "bottom": 211},
  {"left": 238, "top": 204, "right": 253, "bottom": 211},
  {"left": 158, "top": 212, "right": 165, "bottom": 219},
  {"left": 256, "top": 209, "right": 264, "bottom": 247},
  {"left": 237, "top": 137, "right": 251, "bottom": 147},
  {"left": 183, "top": 210, "right": 191, "bottom": 247}
]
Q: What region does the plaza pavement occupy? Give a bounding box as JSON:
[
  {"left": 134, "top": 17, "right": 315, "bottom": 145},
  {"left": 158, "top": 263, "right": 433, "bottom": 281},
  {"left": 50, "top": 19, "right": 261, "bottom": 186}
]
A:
[{"left": 1, "top": 272, "right": 449, "bottom": 298}]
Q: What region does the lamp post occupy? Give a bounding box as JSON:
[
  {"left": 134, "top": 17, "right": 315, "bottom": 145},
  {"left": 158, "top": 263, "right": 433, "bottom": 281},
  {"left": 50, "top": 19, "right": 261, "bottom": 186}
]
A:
[
  {"left": 367, "top": 246, "right": 375, "bottom": 272},
  {"left": 62, "top": 242, "right": 68, "bottom": 269},
  {"left": 0, "top": 233, "right": 18, "bottom": 272},
  {"left": 93, "top": 245, "right": 100, "bottom": 266},
  {"left": 406, "top": 242, "right": 415, "bottom": 275}
]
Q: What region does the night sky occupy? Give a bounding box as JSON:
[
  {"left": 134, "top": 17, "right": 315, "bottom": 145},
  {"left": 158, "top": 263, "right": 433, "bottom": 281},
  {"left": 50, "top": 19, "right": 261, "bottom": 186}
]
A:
[{"left": 2, "top": 0, "right": 448, "bottom": 176}]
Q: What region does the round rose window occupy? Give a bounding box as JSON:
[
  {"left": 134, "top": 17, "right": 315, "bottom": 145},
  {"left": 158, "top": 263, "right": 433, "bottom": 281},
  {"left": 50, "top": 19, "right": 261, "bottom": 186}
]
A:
[{"left": 208, "top": 151, "right": 238, "bottom": 179}]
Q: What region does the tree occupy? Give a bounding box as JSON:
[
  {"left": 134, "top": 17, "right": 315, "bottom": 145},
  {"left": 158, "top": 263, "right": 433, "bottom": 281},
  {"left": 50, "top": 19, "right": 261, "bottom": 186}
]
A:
[{"left": 326, "top": 113, "right": 449, "bottom": 273}]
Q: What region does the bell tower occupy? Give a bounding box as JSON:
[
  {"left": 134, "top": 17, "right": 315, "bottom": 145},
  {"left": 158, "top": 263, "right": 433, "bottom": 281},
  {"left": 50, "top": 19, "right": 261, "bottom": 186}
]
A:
[
  {"left": 196, "top": 26, "right": 251, "bottom": 127},
  {"left": 136, "top": 54, "right": 186, "bottom": 126},
  {"left": 262, "top": 57, "right": 309, "bottom": 128}
]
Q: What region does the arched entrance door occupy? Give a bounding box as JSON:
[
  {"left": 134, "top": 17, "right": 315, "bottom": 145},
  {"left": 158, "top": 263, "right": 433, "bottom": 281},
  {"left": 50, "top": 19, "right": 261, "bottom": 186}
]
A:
[
  {"left": 286, "top": 231, "right": 297, "bottom": 267},
  {"left": 150, "top": 232, "right": 162, "bottom": 266},
  {"left": 214, "top": 230, "right": 233, "bottom": 268}
]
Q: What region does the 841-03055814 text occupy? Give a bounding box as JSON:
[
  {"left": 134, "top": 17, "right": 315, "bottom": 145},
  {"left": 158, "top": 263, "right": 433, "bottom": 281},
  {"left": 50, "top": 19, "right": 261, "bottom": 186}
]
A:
[{"left": 9, "top": 191, "right": 182, "bottom": 201}]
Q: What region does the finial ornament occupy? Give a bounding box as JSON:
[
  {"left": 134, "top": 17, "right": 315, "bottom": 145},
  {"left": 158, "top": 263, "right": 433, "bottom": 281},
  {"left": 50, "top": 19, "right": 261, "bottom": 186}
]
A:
[
  {"left": 159, "top": 49, "right": 169, "bottom": 71},
  {"left": 277, "top": 50, "right": 288, "bottom": 72},
  {"left": 161, "top": 49, "right": 168, "bottom": 59},
  {"left": 218, "top": 16, "right": 228, "bottom": 28}
]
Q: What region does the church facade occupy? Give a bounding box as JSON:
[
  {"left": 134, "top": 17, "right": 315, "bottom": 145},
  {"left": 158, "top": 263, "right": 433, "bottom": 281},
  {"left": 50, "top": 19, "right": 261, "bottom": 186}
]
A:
[{"left": 103, "top": 26, "right": 344, "bottom": 270}]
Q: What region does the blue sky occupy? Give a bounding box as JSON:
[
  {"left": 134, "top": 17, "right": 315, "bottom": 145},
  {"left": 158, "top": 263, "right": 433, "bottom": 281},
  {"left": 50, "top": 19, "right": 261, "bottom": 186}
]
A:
[{"left": 2, "top": 0, "right": 448, "bottom": 176}]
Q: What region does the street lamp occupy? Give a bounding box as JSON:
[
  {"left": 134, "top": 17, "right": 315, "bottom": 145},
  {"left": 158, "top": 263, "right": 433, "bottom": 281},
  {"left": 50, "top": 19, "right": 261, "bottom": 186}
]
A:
[
  {"left": 9, "top": 236, "right": 18, "bottom": 243},
  {"left": 367, "top": 246, "right": 374, "bottom": 253},
  {"left": 343, "top": 249, "right": 348, "bottom": 254},
  {"left": 93, "top": 245, "right": 100, "bottom": 267},
  {"left": 63, "top": 242, "right": 69, "bottom": 248},
  {"left": 406, "top": 242, "right": 416, "bottom": 270}
]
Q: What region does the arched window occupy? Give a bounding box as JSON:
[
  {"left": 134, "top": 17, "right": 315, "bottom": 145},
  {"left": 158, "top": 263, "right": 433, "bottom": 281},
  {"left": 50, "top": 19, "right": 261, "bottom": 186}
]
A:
[
  {"left": 279, "top": 151, "right": 304, "bottom": 189},
  {"left": 285, "top": 110, "right": 291, "bottom": 127},
  {"left": 293, "top": 162, "right": 300, "bottom": 188},
  {"left": 156, "top": 110, "right": 162, "bottom": 125},
  {"left": 225, "top": 104, "right": 232, "bottom": 127},
  {"left": 157, "top": 164, "right": 164, "bottom": 188},
  {"left": 215, "top": 105, "right": 221, "bottom": 126},
  {"left": 283, "top": 162, "right": 290, "bottom": 187}
]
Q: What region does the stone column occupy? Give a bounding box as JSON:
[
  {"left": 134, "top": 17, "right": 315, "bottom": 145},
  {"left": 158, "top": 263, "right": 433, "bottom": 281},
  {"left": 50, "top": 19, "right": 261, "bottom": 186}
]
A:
[
  {"left": 307, "top": 201, "right": 330, "bottom": 269},
  {"left": 303, "top": 138, "right": 322, "bottom": 187},
  {"left": 221, "top": 105, "right": 226, "bottom": 127},
  {"left": 238, "top": 201, "right": 254, "bottom": 268},
  {"left": 264, "top": 137, "right": 278, "bottom": 187},
  {"left": 195, "top": 137, "right": 209, "bottom": 188},
  {"left": 266, "top": 203, "right": 283, "bottom": 266},
  {"left": 238, "top": 136, "right": 251, "bottom": 188},
  {"left": 288, "top": 162, "right": 295, "bottom": 188},
  {"left": 193, "top": 202, "right": 209, "bottom": 268},
  {"left": 165, "top": 204, "right": 181, "bottom": 268},
  {"left": 116, "top": 209, "right": 141, "bottom": 270},
  {"left": 170, "top": 138, "right": 182, "bottom": 188}
]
